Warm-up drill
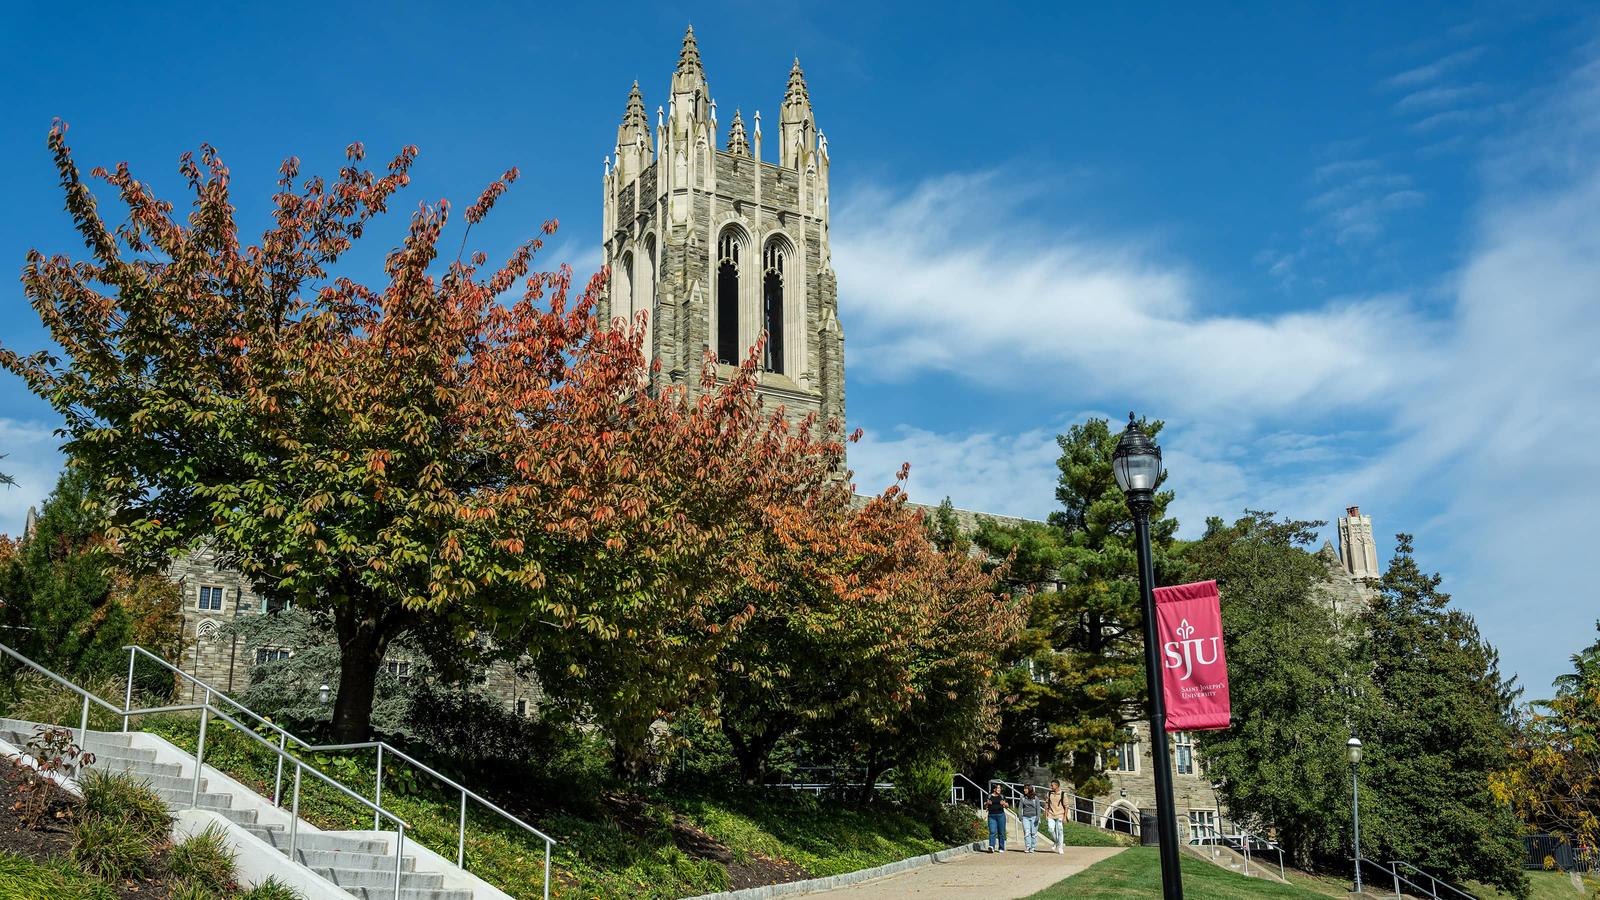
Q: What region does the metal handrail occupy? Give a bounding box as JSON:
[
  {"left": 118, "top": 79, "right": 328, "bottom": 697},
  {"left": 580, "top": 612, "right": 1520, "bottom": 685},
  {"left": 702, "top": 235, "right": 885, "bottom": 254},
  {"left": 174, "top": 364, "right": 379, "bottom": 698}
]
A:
[
  {"left": 1, "top": 641, "right": 410, "bottom": 900},
  {"left": 122, "top": 643, "right": 557, "bottom": 899},
  {"left": 1390, "top": 860, "right": 1478, "bottom": 900}
]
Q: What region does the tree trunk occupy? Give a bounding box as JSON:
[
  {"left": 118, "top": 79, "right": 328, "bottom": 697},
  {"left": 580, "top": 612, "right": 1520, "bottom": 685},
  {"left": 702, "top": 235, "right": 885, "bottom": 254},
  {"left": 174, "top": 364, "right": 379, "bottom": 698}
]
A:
[
  {"left": 723, "top": 721, "right": 789, "bottom": 785},
  {"left": 331, "top": 602, "right": 394, "bottom": 743}
]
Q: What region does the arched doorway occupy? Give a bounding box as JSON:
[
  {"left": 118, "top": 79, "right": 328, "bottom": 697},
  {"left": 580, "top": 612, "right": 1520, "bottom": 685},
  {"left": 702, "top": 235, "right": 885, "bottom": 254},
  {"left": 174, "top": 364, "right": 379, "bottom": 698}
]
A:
[{"left": 1106, "top": 806, "right": 1136, "bottom": 835}]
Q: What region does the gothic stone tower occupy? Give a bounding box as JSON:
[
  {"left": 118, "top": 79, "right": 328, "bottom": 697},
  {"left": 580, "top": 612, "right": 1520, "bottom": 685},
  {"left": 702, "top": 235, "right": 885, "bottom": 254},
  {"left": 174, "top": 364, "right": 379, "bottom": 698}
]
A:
[{"left": 599, "top": 27, "right": 845, "bottom": 425}]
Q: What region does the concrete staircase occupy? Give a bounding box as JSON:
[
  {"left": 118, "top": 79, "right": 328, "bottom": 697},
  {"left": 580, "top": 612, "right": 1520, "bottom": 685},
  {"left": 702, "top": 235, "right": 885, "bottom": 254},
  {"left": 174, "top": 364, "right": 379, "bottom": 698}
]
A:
[{"left": 1, "top": 719, "right": 475, "bottom": 900}]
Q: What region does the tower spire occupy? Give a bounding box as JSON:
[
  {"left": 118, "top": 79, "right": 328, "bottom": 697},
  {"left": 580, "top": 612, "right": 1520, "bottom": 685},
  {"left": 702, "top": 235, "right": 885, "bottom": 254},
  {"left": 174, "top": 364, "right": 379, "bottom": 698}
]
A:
[
  {"left": 615, "top": 79, "right": 651, "bottom": 181},
  {"left": 779, "top": 57, "right": 816, "bottom": 169},
  {"left": 677, "top": 24, "right": 704, "bottom": 78},
  {"left": 670, "top": 23, "right": 711, "bottom": 135},
  {"left": 726, "top": 109, "right": 750, "bottom": 157}
]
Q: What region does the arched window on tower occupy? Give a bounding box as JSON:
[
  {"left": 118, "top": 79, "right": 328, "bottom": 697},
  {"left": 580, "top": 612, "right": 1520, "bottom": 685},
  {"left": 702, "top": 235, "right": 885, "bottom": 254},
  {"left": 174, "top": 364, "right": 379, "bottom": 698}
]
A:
[
  {"left": 617, "top": 251, "right": 634, "bottom": 325},
  {"left": 716, "top": 231, "right": 741, "bottom": 365},
  {"left": 641, "top": 235, "right": 656, "bottom": 358},
  {"left": 762, "top": 240, "right": 787, "bottom": 374}
]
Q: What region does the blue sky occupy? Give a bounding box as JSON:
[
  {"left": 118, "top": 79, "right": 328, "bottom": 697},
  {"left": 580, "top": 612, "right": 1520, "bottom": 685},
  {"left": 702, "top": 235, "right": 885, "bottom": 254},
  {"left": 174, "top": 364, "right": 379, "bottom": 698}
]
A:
[{"left": 2, "top": 2, "right": 1597, "bottom": 694}]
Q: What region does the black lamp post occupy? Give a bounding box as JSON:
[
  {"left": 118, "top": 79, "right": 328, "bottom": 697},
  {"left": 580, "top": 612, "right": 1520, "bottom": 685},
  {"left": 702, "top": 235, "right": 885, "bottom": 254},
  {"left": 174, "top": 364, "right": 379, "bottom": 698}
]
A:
[
  {"left": 1348, "top": 737, "right": 1364, "bottom": 893},
  {"left": 1113, "top": 413, "right": 1184, "bottom": 900}
]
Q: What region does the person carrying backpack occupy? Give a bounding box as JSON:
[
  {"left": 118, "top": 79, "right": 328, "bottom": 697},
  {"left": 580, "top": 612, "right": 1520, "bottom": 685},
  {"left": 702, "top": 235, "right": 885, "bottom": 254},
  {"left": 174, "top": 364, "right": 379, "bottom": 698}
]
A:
[{"left": 1044, "top": 779, "right": 1070, "bottom": 854}]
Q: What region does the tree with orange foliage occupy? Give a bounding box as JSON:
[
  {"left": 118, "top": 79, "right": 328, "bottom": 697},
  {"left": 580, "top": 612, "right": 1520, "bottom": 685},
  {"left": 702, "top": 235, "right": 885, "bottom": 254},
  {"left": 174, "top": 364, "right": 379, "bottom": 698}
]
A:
[
  {"left": 707, "top": 468, "right": 1022, "bottom": 786},
  {"left": 3, "top": 125, "right": 850, "bottom": 743}
]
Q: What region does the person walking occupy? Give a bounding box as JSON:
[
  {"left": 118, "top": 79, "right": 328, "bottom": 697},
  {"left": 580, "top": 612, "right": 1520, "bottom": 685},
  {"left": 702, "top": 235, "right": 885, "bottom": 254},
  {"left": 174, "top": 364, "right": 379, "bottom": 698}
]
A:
[
  {"left": 985, "top": 785, "right": 1009, "bottom": 853},
  {"left": 1018, "top": 784, "right": 1042, "bottom": 853},
  {"left": 1044, "top": 779, "right": 1070, "bottom": 854}
]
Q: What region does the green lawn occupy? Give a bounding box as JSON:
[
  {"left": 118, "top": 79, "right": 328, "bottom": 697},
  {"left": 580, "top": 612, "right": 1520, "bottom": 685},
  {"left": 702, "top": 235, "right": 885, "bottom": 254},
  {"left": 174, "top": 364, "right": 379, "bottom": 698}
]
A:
[
  {"left": 1029, "top": 847, "right": 1330, "bottom": 899},
  {"left": 0, "top": 852, "right": 115, "bottom": 900}
]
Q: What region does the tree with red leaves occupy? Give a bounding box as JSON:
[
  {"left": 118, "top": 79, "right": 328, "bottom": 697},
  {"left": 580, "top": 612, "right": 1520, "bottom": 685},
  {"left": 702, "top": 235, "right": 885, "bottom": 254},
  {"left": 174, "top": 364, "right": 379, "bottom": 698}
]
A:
[{"left": 4, "top": 125, "right": 853, "bottom": 743}]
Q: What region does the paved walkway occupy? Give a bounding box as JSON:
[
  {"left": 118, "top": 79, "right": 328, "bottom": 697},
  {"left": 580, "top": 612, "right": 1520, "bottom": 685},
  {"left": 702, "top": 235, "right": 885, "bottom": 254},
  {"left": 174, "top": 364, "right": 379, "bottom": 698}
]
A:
[{"left": 807, "top": 845, "right": 1126, "bottom": 899}]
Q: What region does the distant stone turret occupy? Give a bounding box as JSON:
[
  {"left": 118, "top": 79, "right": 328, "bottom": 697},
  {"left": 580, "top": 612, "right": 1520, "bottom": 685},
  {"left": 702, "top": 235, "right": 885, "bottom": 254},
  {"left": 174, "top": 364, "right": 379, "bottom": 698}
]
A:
[
  {"left": 779, "top": 58, "right": 817, "bottom": 170},
  {"left": 726, "top": 109, "right": 750, "bottom": 157},
  {"left": 1337, "top": 505, "right": 1380, "bottom": 580}
]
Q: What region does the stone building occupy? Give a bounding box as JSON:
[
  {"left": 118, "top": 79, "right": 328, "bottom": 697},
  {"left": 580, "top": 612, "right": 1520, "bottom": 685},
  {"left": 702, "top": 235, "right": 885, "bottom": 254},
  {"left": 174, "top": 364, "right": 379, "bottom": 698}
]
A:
[{"left": 599, "top": 26, "right": 846, "bottom": 426}]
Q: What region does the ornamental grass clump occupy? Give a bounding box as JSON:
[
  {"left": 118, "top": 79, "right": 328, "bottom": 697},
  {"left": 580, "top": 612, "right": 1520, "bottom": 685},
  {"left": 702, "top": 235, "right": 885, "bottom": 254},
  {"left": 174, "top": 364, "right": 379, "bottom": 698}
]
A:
[
  {"left": 78, "top": 768, "right": 171, "bottom": 845},
  {"left": 167, "top": 824, "right": 237, "bottom": 893}
]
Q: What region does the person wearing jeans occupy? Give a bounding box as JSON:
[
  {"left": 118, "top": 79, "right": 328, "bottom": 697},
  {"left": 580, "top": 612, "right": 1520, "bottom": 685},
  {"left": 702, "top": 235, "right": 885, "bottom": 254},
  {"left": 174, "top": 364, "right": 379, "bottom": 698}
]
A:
[
  {"left": 1044, "top": 779, "right": 1070, "bottom": 854},
  {"left": 1017, "top": 784, "right": 1042, "bottom": 853},
  {"left": 985, "top": 786, "right": 1009, "bottom": 852}
]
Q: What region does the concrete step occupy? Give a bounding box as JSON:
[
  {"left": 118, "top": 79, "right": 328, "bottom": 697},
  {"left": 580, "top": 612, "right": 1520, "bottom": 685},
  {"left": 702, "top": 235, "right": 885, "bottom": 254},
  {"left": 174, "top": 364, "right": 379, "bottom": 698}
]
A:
[
  {"left": 244, "top": 826, "right": 393, "bottom": 855},
  {"left": 335, "top": 887, "right": 473, "bottom": 900},
  {"left": 312, "top": 865, "right": 445, "bottom": 890},
  {"left": 287, "top": 847, "right": 417, "bottom": 873},
  {"left": 152, "top": 785, "right": 233, "bottom": 809},
  {"left": 82, "top": 764, "right": 207, "bottom": 795},
  {"left": 93, "top": 753, "right": 185, "bottom": 779}
]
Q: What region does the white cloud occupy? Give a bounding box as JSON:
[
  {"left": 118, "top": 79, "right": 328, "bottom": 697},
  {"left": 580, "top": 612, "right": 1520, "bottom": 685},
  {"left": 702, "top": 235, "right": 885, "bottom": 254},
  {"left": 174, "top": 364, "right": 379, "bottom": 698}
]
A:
[
  {"left": 0, "top": 419, "right": 64, "bottom": 537},
  {"left": 850, "top": 423, "right": 1061, "bottom": 520},
  {"left": 1393, "top": 83, "right": 1488, "bottom": 113},
  {"left": 1384, "top": 46, "right": 1487, "bottom": 89},
  {"left": 840, "top": 38, "right": 1600, "bottom": 693},
  {"left": 833, "top": 176, "right": 1438, "bottom": 419}
]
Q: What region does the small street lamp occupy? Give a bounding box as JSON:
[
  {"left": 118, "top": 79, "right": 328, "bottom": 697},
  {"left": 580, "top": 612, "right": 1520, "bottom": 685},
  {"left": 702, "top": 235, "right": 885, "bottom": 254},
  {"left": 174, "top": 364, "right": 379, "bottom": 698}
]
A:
[
  {"left": 1348, "top": 737, "right": 1364, "bottom": 893},
  {"left": 319, "top": 683, "right": 331, "bottom": 706},
  {"left": 1113, "top": 413, "right": 1183, "bottom": 900}
]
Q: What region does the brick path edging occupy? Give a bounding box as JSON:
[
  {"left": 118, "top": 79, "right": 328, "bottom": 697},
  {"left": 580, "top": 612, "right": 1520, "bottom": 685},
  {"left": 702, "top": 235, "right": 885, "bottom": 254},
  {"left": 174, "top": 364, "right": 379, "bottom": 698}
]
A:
[{"left": 682, "top": 842, "right": 986, "bottom": 900}]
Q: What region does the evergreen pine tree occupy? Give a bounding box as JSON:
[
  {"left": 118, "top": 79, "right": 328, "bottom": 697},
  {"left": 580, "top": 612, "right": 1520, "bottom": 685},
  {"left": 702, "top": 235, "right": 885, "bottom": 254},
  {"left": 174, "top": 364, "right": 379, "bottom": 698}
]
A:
[
  {"left": 0, "top": 467, "right": 133, "bottom": 679},
  {"left": 1183, "top": 511, "right": 1355, "bottom": 869},
  {"left": 1359, "top": 534, "right": 1528, "bottom": 897},
  {"left": 975, "top": 416, "right": 1186, "bottom": 796}
]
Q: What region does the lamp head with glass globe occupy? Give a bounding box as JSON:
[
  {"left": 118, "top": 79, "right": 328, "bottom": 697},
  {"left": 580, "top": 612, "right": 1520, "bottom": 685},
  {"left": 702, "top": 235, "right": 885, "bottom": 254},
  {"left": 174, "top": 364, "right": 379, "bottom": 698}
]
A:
[
  {"left": 1113, "top": 413, "right": 1163, "bottom": 515},
  {"left": 1347, "top": 737, "right": 1363, "bottom": 766}
]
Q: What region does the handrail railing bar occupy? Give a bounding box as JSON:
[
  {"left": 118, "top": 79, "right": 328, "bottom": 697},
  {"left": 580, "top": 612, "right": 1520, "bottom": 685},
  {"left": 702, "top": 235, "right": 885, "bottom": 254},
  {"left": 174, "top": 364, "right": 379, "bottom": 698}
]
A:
[
  {"left": 132, "top": 641, "right": 560, "bottom": 848},
  {"left": 118, "top": 643, "right": 552, "bottom": 899},
  {"left": 1390, "top": 860, "right": 1477, "bottom": 900},
  {"left": 311, "top": 739, "right": 558, "bottom": 845}
]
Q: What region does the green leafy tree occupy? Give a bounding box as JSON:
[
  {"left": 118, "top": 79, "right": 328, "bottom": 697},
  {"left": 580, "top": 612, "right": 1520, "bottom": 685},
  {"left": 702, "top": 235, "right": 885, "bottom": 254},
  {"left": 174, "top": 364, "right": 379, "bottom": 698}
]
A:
[
  {"left": 974, "top": 416, "right": 1186, "bottom": 796},
  {"left": 1182, "top": 511, "right": 1355, "bottom": 869},
  {"left": 1496, "top": 621, "right": 1600, "bottom": 872},
  {"left": 0, "top": 467, "right": 133, "bottom": 679},
  {"left": 1359, "top": 534, "right": 1528, "bottom": 897}
]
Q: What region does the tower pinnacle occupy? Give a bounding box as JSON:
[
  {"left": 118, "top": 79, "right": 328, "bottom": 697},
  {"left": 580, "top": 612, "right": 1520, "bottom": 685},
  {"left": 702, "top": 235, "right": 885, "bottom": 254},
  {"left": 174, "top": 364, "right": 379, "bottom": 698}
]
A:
[
  {"left": 779, "top": 56, "right": 816, "bottom": 168},
  {"left": 677, "top": 25, "right": 704, "bottom": 78},
  {"left": 727, "top": 109, "right": 750, "bottom": 156}
]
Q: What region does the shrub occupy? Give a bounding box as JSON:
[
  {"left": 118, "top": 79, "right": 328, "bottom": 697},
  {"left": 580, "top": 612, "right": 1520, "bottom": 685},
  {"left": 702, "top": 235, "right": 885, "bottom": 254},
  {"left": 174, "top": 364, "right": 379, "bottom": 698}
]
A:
[
  {"left": 239, "top": 877, "right": 304, "bottom": 900},
  {"left": 69, "top": 813, "right": 153, "bottom": 880},
  {"left": 0, "top": 852, "right": 115, "bottom": 900},
  {"left": 12, "top": 725, "right": 95, "bottom": 828},
  {"left": 167, "top": 824, "right": 236, "bottom": 892},
  {"left": 165, "top": 881, "right": 220, "bottom": 900},
  {"left": 0, "top": 672, "right": 127, "bottom": 732},
  {"left": 78, "top": 769, "right": 170, "bottom": 845}
]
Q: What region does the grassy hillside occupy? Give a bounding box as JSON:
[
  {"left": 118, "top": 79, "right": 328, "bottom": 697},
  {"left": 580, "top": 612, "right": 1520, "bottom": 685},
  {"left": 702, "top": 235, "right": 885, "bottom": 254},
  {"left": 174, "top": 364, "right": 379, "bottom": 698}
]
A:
[{"left": 136, "top": 714, "right": 1038, "bottom": 899}]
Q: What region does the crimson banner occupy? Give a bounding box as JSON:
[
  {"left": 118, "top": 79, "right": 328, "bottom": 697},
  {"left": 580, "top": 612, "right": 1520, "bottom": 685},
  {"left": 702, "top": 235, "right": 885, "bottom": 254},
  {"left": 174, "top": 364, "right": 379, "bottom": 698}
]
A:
[{"left": 1154, "top": 579, "right": 1231, "bottom": 732}]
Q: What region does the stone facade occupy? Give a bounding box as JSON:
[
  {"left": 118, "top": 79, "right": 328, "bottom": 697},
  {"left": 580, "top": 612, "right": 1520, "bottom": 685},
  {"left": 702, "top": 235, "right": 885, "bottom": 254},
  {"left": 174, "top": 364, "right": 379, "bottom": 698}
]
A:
[
  {"left": 165, "top": 549, "right": 539, "bottom": 714},
  {"left": 1337, "top": 505, "right": 1380, "bottom": 580},
  {"left": 600, "top": 27, "right": 845, "bottom": 428}
]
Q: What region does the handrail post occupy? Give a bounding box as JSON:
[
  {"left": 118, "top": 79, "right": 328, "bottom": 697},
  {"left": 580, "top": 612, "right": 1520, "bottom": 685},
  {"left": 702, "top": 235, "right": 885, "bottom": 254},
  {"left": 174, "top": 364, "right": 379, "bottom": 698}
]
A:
[
  {"left": 1390, "top": 862, "right": 1401, "bottom": 899},
  {"left": 374, "top": 745, "right": 384, "bottom": 831},
  {"left": 77, "top": 694, "right": 90, "bottom": 778},
  {"left": 458, "top": 788, "right": 468, "bottom": 867},
  {"left": 289, "top": 764, "right": 303, "bottom": 860},
  {"left": 544, "top": 837, "right": 552, "bottom": 900},
  {"left": 192, "top": 689, "right": 210, "bottom": 808},
  {"left": 273, "top": 732, "right": 286, "bottom": 806},
  {"left": 395, "top": 824, "right": 405, "bottom": 900},
  {"left": 122, "top": 647, "right": 135, "bottom": 732}
]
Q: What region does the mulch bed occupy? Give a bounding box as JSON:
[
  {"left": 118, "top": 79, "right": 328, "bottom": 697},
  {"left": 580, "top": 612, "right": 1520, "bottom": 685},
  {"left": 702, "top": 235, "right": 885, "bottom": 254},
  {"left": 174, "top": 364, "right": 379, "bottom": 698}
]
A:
[{"left": 0, "top": 755, "right": 180, "bottom": 899}]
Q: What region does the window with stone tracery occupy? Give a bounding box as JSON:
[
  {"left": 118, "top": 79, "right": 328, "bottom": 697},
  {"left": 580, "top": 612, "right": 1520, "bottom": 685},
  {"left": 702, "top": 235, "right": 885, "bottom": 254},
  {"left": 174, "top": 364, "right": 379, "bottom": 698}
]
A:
[
  {"left": 716, "top": 230, "right": 742, "bottom": 365},
  {"left": 762, "top": 240, "right": 787, "bottom": 373}
]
